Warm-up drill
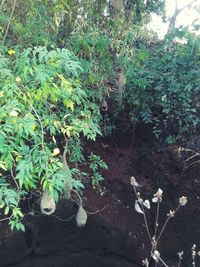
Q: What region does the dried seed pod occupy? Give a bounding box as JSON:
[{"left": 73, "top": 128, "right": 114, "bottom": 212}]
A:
[
  {"left": 40, "top": 190, "right": 56, "bottom": 215},
  {"left": 76, "top": 205, "right": 87, "bottom": 228}
]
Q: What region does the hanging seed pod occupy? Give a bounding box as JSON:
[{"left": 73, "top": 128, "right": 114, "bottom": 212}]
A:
[
  {"left": 76, "top": 205, "right": 87, "bottom": 228},
  {"left": 40, "top": 190, "right": 56, "bottom": 215},
  {"left": 63, "top": 181, "right": 71, "bottom": 200}
]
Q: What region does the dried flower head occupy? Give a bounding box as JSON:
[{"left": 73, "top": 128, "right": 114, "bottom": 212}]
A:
[
  {"left": 152, "top": 188, "right": 163, "bottom": 203},
  {"left": 143, "top": 199, "right": 150, "bottom": 209},
  {"left": 192, "top": 244, "right": 196, "bottom": 249},
  {"left": 179, "top": 196, "right": 187, "bottom": 206},
  {"left": 142, "top": 258, "right": 149, "bottom": 267},
  {"left": 167, "top": 210, "right": 175, "bottom": 218},
  {"left": 152, "top": 250, "right": 160, "bottom": 262},
  {"left": 130, "top": 176, "right": 139, "bottom": 187},
  {"left": 135, "top": 200, "right": 144, "bottom": 214},
  {"left": 177, "top": 251, "right": 184, "bottom": 260}
]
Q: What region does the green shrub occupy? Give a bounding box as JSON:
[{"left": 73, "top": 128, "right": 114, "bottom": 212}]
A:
[
  {"left": 125, "top": 29, "right": 200, "bottom": 141},
  {"left": 0, "top": 45, "right": 102, "bottom": 230}
]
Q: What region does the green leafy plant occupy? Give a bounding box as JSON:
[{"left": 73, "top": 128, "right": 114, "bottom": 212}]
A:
[
  {"left": 125, "top": 28, "right": 200, "bottom": 142},
  {"left": 0, "top": 45, "right": 102, "bottom": 229},
  {"left": 88, "top": 153, "right": 108, "bottom": 186},
  {"left": 166, "top": 135, "right": 177, "bottom": 145}
]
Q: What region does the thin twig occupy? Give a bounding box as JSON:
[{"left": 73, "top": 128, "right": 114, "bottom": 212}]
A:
[
  {"left": 62, "top": 136, "right": 72, "bottom": 199},
  {"left": 0, "top": 214, "right": 13, "bottom": 222},
  {"left": 10, "top": 167, "right": 19, "bottom": 190},
  {"left": 187, "top": 159, "right": 200, "bottom": 168},
  {"left": 154, "top": 201, "right": 160, "bottom": 239},
  {"left": 3, "top": 0, "right": 17, "bottom": 43},
  {"left": 25, "top": 93, "right": 45, "bottom": 148},
  {"left": 184, "top": 153, "right": 199, "bottom": 162},
  {"left": 85, "top": 205, "right": 108, "bottom": 215},
  {"left": 157, "top": 255, "right": 169, "bottom": 267},
  {"left": 133, "top": 185, "right": 152, "bottom": 242},
  {"left": 52, "top": 214, "right": 76, "bottom": 222},
  {"left": 141, "top": 205, "right": 152, "bottom": 242},
  {"left": 72, "top": 189, "right": 82, "bottom": 206},
  {"left": 157, "top": 204, "right": 181, "bottom": 243}
]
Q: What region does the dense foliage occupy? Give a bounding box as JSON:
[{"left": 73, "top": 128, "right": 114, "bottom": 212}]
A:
[
  {"left": 0, "top": 46, "right": 107, "bottom": 230},
  {"left": 125, "top": 30, "right": 200, "bottom": 141},
  {"left": 68, "top": 22, "right": 200, "bottom": 142},
  {"left": 0, "top": 0, "right": 199, "bottom": 230}
]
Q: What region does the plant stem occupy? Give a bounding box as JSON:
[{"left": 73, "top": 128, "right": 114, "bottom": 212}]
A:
[
  {"left": 10, "top": 168, "right": 19, "bottom": 190},
  {"left": 141, "top": 205, "right": 152, "bottom": 242},
  {"left": 25, "top": 94, "right": 44, "bottom": 148},
  {"left": 3, "top": 0, "right": 17, "bottom": 43},
  {"left": 133, "top": 185, "right": 152, "bottom": 242},
  {"left": 157, "top": 255, "right": 169, "bottom": 267},
  {"left": 154, "top": 200, "right": 160, "bottom": 238},
  {"left": 0, "top": 214, "right": 13, "bottom": 222},
  {"left": 192, "top": 244, "right": 196, "bottom": 267},
  {"left": 157, "top": 204, "right": 180, "bottom": 243}
]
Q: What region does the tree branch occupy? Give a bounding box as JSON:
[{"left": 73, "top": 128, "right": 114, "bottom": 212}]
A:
[
  {"left": 3, "top": 0, "right": 17, "bottom": 43},
  {"left": 167, "top": 0, "right": 199, "bottom": 35}
]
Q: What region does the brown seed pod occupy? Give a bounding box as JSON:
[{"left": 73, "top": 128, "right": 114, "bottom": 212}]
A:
[
  {"left": 76, "top": 205, "right": 87, "bottom": 228},
  {"left": 40, "top": 190, "right": 56, "bottom": 215}
]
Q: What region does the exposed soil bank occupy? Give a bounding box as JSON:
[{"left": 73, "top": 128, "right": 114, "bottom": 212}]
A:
[{"left": 1, "top": 128, "right": 200, "bottom": 267}]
